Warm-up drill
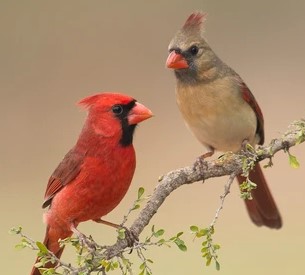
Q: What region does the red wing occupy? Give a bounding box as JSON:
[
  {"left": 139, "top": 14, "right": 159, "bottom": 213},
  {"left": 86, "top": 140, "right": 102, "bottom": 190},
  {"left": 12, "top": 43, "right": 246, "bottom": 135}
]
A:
[
  {"left": 236, "top": 77, "right": 265, "bottom": 145},
  {"left": 42, "top": 149, "right": 84, "bottom": 208}
]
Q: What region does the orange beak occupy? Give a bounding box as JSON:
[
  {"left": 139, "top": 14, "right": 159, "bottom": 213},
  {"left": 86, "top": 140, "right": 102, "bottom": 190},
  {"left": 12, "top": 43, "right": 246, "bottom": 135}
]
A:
[
  {"left": 128, "top": 102, "right": 153, "bottom": 125},
  {"left": 166, "top": 51, "right": 189, "bottom": 69}
]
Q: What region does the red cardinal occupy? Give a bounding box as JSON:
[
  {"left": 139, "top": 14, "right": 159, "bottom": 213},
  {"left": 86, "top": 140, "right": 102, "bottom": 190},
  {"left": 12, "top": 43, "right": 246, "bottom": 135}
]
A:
[
  {"left": 30, "top": 92, "right": 152, "bottom": 275},
  {"left": 166, "top": 12, "right": 282, "bottom": 229}
]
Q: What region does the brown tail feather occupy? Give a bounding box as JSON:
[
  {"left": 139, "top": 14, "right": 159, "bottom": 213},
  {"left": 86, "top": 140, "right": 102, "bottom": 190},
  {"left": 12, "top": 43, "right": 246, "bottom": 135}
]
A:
[
  {"left": 30, "top": 227, "right": 68, "bottom": 275},
  {"left": 237, "top": 163, "right": 282, "bottom": 229}
]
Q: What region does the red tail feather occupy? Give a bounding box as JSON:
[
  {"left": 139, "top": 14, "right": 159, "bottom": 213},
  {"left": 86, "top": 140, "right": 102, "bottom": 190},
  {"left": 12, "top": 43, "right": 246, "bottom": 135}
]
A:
[
  {"left": 30, "top": 227, "right": 70, "bottom": 275},
  {"left": 237, "top": 163, "right": 282, "bottom": 229}
]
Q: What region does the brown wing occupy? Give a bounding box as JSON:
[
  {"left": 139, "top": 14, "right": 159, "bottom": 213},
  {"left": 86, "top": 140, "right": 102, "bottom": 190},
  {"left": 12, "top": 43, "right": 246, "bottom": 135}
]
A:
[
  {"left": 236, "top": 77, "right": 265, "bottom": 145},
  {"left": 42, "top": 149, "right": 84, "bottom": 208}
]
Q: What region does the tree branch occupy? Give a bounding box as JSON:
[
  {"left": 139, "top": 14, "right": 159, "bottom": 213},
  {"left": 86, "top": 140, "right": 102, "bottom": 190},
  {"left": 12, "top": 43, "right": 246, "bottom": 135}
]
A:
[
  {"left": 104, "top": 119, "right": 305, "bottom": 259},
  {"left": 15, "top": 120, "right": 304, "bottom": 273}
]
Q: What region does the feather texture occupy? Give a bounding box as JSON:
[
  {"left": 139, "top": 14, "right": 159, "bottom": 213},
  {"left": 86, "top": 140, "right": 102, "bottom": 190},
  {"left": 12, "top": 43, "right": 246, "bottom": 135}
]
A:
[
  {"left": 182, "top": 12, "right": 207, "bottom": 30},
  {"left": 167, "top": 12, "right": 282, "bottom": 229},
  {"left": 30, "top": 92, "right": 152, "bottom": 274}
]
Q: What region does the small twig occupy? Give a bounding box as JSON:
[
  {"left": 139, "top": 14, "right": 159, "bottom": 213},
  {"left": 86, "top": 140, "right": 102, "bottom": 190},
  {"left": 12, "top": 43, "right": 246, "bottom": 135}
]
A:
[
  {"left": 210, "top": 172, "right": 236, "bottom": 227},
  {"left": 136, "top": 248, "right": 153, "bottom": 274},
  {"left": 120, "top": 202, "right": 141, "bottom": 227},
  {"left": 120, "top": 188, "right": 147, "bottom": 227}
]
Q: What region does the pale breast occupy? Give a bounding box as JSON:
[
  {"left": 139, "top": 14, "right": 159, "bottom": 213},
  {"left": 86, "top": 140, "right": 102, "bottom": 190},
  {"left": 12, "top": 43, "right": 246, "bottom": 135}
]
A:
[{"left": 176, "top": 77, "right": 258, "bottom": 152}]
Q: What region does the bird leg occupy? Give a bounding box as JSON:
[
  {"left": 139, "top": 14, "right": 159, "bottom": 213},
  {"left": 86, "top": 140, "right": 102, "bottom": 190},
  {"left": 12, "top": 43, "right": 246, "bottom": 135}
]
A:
[
  {"left": 93, "top": 218, "right": 138, "bottom": 247},
  {"left": 93, "top": 219, "right": 120, "bottom": 229},
  {"left": 193, "top": 147, "right": 215, "bottom": 174},
  {"left": 70, "top": 223, "right": 96, "bottom": 252},
  {"left": 199, "top": 149, "right": 214, "bottom": 159},
  {"left": 201, "top": 147, "right": 215, "bottom": 159}
]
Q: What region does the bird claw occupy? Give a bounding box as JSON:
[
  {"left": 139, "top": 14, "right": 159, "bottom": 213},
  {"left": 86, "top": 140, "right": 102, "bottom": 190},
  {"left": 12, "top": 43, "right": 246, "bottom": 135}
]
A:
[
  {"left": 83, "top": 235, "right": 97, "bottom": 252},
  {"left": 79, "top": 235, "right": 96, "bottom": 252},
  {"left": 118, "top": 226, "right": 138, "bottom": 249},
  {"left": 71, "top": 227, "right": 96, "bottom": 252},
  {"left": 193, "top": 154, "right": 209, "bottom": 173}
]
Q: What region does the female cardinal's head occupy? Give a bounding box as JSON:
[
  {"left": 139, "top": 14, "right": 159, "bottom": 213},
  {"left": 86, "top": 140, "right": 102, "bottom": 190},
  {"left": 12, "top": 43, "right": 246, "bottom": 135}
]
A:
[{"left": 166, "top": 12, "right": 220, "bottom": 84}]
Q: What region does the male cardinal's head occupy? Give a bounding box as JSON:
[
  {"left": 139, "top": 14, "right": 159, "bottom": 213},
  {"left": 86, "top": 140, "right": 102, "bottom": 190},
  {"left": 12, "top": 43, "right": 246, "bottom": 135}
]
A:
[
  {"left": 78, "top": 93, "right": 152, "bottom": 146},
  {"left": 166, "top": 12, "right": 218, "bottom": 83}
]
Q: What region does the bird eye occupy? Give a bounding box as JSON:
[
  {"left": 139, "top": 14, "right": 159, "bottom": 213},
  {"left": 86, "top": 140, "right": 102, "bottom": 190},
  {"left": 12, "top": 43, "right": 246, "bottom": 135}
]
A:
[
  {"left": 112, "top": 105, "right": 123, "bottom": 115},
  {"left": 189, "top": 45, "right": 199, "bottom": 56}
]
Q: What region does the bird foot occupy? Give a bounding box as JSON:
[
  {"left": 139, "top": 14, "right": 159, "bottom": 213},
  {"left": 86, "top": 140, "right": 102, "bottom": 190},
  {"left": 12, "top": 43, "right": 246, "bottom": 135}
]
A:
[
  {"left": 118, "top": 226, "right": 139, "bottom": 249},
  {"left": 193, "top": 156, "right": 207, "bottom": 176},
  {"left": 70, "top": 226, "right": 96, "bottom": 252},
  {"left": 93, "top": 218, "right": 138, "bottom": 250},
  {"left": 81, "top": 235, "right": 97, "bottom": 252},
  {"left": 193, "top": 149, "right": 214, "bottom": 171}
]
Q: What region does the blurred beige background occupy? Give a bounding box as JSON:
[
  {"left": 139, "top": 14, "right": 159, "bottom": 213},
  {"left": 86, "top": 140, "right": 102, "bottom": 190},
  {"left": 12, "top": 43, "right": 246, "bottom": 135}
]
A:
[{"left": 1, "top": 1, "right": 305, "bottom": 274}]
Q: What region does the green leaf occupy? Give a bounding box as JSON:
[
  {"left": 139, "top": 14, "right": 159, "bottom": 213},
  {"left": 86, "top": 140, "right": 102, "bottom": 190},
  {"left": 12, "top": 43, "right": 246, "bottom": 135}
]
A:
[
  {"left": 209, "top": 226, "right": 214, "bottom": 234},
  {"left": 240, "top": 191, "right": 252, "bottom": 200},
  {"left": 9, "top": 226, "right": 22, "bottom": 235},
  {"left": 239, "top": 181, "right": 247, "bottom": 191},
  {"left": 201, "top": 247, "right": 209, "bottom": 253},
  {"left": 190, "top": 225, "right": 199, "bottom": 232},
  {"left": 177, "top": 243, "right": 187, "bottom": 252},
  {"left": 36, "top": 241, "right": 49, "bottom": 254},
  {"left": 176, "top": 232, "right": 184, "bottom": 238},
  {"left": 215, "top": 260, "right": 221, "bottom": 271},
  {"left": 15, "top": 238, "right": 32, "bottom": 250},
  {"left": 131, "top": 204, "right": 140, "bottom": 211},
  {"left": 202, "top": 252, "right": 208, "bottom": 258},
  {"left": 174, "top": 239, "right": 187, "bottom": 251},
  {"left": 41, "top": 267, "right": 59, "bottom": 275},
  {"left": 157, "top": 238, "right": 165, "bottom": 244},
  {"left": 105, "top": 263, "right": 111, "bottom": 272},
  {"left": 174, "top": 238, "right": 183, "bottom": 246},
  {"left": 15, "top": 243, "right": 26, "bottom": 250},
  {"left": 112, "top": 261, "right": 119, "bottom": 268},
  {"left": 296, "top": 132, "right": 305, "bottom": 144},
  {"left": 248, "top": 179, "right": 257, "bottom": 189},
  {"left": 138, "top": 187, "right": 145, "bottom": 199},
  {"left": 118, "top": 228, "right": 126, "bottom": 240},
  {"left": 122, "top": 258, "right": 129, "bottom": 266},
  {"left": 154, "top": 229, "right": 165, "bottom": 237},
  {"left": 213, "top": 244, "right": 221, "bottom": 250},
  {"left": 196, "top": 228, "right": 208, "bottom": 237},
  {"left": 206, "top": 256, "right": 212, "bottom": 266},
  {"left": 245, "top": 143, "right": 254, "bottom": 151},
  {"left": 288, "top": 152, "right": 300, "bottom": 168}
]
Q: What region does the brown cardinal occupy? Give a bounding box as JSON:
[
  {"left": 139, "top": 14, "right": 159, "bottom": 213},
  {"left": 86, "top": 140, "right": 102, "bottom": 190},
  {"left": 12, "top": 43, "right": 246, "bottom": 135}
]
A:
[
  {"left": 166, "top": 12, "right": 282, "bottom": 229},
  {"left": 30, "top": 92, "right": 152, "bottom": 275}
]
